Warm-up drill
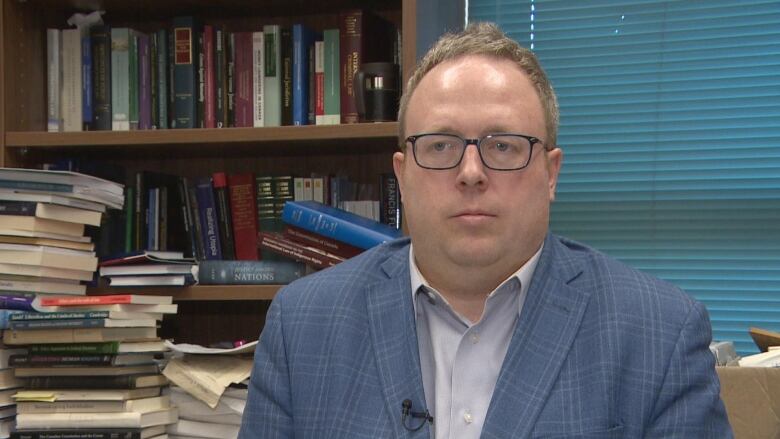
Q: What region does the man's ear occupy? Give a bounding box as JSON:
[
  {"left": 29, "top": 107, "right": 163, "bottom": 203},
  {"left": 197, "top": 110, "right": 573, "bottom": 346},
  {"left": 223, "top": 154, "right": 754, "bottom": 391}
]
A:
[
  {"left": 546, "top": 147, "right": 563, "bottom": 202},
  {"left": 393, "top": 151, "right": 406, "bottom": 201}
]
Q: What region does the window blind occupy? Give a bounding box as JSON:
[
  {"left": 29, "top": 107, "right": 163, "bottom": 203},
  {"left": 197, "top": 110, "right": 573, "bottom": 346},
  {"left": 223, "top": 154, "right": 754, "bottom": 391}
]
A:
[{"left": 469, "top": 0, "right": 780, "bottom": 354}]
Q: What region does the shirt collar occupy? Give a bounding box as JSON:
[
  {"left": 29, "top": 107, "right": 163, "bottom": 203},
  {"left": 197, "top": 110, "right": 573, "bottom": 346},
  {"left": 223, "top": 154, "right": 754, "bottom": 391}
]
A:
[{"left": 408, "top": 242, "right": 544, "bottom": 317}]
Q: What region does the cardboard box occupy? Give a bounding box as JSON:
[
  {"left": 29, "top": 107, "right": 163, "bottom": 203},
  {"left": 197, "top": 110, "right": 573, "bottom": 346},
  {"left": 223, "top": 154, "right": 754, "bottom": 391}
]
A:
[{"left": 717, "top": 366, "right": 780, "bottom": 438}]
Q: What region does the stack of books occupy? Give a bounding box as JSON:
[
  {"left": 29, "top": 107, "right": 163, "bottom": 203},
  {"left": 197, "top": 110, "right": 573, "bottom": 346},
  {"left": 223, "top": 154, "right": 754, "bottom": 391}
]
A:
[
  {"left": 3, "top": 294, "right": 177, "bottom": 437},
  {"left": 99, "top": 250, "right": 196, "bottom": 287},
  {"left": 167, "top": 385, "right": 247, "bottom": 439},
  {"left": 0, "top": 167, "right": 124, "bottom": 299},
  {"left": 0, "top": 311, "right": 24, "bottom": 438},
  {"left": 258, "top": 200, "right": 402, "bottom": 271}
]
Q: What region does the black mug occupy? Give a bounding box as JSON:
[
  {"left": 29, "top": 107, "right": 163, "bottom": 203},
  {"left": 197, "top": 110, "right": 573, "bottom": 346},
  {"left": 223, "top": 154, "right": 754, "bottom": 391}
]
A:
[{"left": 354, "top": 63, "right": 400, "bottom": 122}]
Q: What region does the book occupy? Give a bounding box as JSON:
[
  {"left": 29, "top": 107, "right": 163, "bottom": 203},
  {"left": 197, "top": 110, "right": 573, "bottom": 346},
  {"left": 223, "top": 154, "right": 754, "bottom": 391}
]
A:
[
  {"left": 0, "top": 200, "right": 102, "bottom": 226},
  {"left": 0, "top": 294, "right": 35, "bottom": 311},
  {"left": 314, "top": 40, "right": 325, "bottom": 124},
  {"left": 172, "top": 16, "right": 199, "bottom": 128},
  {"left": 17, "top": 395, "right": 170, "bottom": 414},
  {"left": 100, "top": 264, "right": 193, "bottom": 276},
  {"left": 138, "top": 32, "right": 152, "bottom": 130},
  {"left": 167, "top": 419, "right": 239, "bottom": 439},
  {"left": 320, "top": 28, "right": 340, "bottom": 125},
  {"left": 0, "top": 215, "right": 84, "bottom": 237},
  {"left": 29, "top": 340, "right": 167, "bottom": 355},
  {"left": 283, "top": 224, "right": 363, "bottom": 259},
  {"left": 0, "top": 346, "right": 25, "bottom": 368},
  {"left": 111, "top": 27, "right": 131, "bottom": 131},
  {"left": 91, "top": 25, "right": 112, "bottom": 131},
  {"left": 0, "top": 181, "right": 122, "bottom": 210},
  {"left": 379, "top": 172, "right": 401, "bottom": 229},
  {"left": 212, "top": 173, "right": 235, "bottom": 260},
  {"left": 37, "top": 294, "right": 172, "bottom": 306},
  {"left": 9, "top": 352, "right": 156, "bottom": 367},
  {"left": 156, "top": 28, "right": 169, "bottom": 129},
  {"left": 195, "top": 260, "right": 304, "bottom": 285},
  {"left": 13, "top": 386, "right": 161, "bottom": 402},
  {"left": 3, "top": 326, "right": 158, "bottom": 345},
  {"left": 9, "top": 317, "right": 157, "bottom": 330},
  {"left": 62, "top": 28, "right": 83, "bottom": 132},
  {"left": 0, "top": 387, "right": 22, "bottom": 406},
  {"left": 203, "top": 25, "right": 216, "bottom": 128},
  {"left": 280, "top": 26, "right": 293, "bottom": 126},
  {"left": 47, "top": 29, "right": 63, "bottom": 132},
  {"left": 128, "top": 31, "right": 140, "bottom": 130},
  {"left": 263, "top": 25, "right": 282, "bottom": 127},
  {"left": 233, "top": 32, "right": 253, "bottom": 127},
  {"left": 11, "top": 310, "right": 162, "bottom": 322},
  {"left": 0, "top": 367, "right": 22, "bottom": 389},
  {"left": 35, "top": 303, "right": 177, "bottom": 314},
  {"left": 292, "top": 24, "right": 316, "bottom": 125},
  {"left": 14, "top": 363, "right": 159, "bottom": 377},
  {"left": 80, "top": 23, "right": 94, "bottom": 130},
  {"left": 99, "top": 250, "right": 191, "bottom": 267},
  {"left": 15, "top": 407, "right": 178, "bottom": 429},
  {"left": 259, "top": 231, "right": 345, "bottom": 270},
  {"left": 282, "top": 200, "right": 402, "bottom": 250},
  {"left": 0, "top": 262, "right": 94, "bottom": 281},
  {"left": 24, "top": 373, "right": 168, "bottom": 390},
  {"left": 0, "top": 189, "right": 106, "bottom": 212},
  {"left": 0, "top": 243, "right": 97, "bottom": 271},
  {"left": 11, "top": 425, "right": 166, "bottom": 439},
  {"left": 0, "top": 275, "right": 86, "bottom": 295},
  {"left": 194, "top": 177, "right": 222, "bottom": 260},
  {"left": 227, "top": 173, "right": 258, "bottom": 260},
  {"left": 252, "top": 31, "right": 265, "bottom": 127},
  {"left": 107, "top": 274, "right": 195, "bottom": 287}
]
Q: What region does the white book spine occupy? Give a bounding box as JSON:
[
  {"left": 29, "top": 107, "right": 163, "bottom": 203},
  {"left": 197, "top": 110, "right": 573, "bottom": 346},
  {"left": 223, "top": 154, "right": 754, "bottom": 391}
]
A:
[
  {"left": 61, "top": 29, "right": 83, "bottom": 132},
  {"left": 263, "top": 25, "right": 281, "bottom": 127},
  {"left": 252, "top": 31, "right": 264, "bottom": 127},
  {"left": 47, "top": 29, "right": 63, "bottom": 132}
]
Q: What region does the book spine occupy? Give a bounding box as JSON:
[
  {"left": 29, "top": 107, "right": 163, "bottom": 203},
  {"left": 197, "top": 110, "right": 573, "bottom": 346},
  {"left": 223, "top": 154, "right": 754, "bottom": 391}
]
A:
[
  {"left": 159, "top": 186, "right": 168, "bottom": 251},
  {"left": 307, "top": 39, "right": 316, "bottom": 125},
  {"left": 138, "top": 33, "right": 152, "bottom": 130},
  {"left": 281, "top": 201, "right": 399, "bottom": 250},
  {"left": 0, "top": 295, "right": 35, "bottom": 311},
  {"left": 10, "top": 353, "right": 113, "bottom": 367},
  {"left": 212, "top": 172, "right": 235, "bottom": 260},
  {"left": 226, "top": 32, "right": 236, "bottom": 127},
  {"left": 177, "top": 177, "right": 197, "bottom": 259},
  {"left": 283, "top": 224, "right": 363, "bottom": 258},
  {"left": 10, "top": 319, "right": 108, "bottom": 330},
  {"left": 252, "top": 31, "right": 265, "bottom": 127},
  {"left": 234, "top": 32, "right": 253, "bottom": 127},
  {"left": 255, "top": 176, "right": 276, "bottom": 260},
  {"left": 146, "top": 187, "right": 158, "bottom": 250},
  {"left": 314, "top": 40, "right": 325, "bottom": 124},
  {"left": 196, "top": 260, "right": 304, "bottom": 285},
  {"left": 62, "top": 29, "right": 83, "bottom": 132},
  {"left": 128, "top": 32, "right": 139, "bottom": 130},
  {"left": 81, "top": 29, "right": 93, "bottom": 130},
  {"left": 196, "top": 31, "right": 205, "bottom": 128},
  {"left": 0, "top": 200, "right": 36, "bottom": 216},
  {"left": 0, "top": 179, "right": 71, "bottom": 193},
  {"left": 111, "top": 28, "right": 130, "bottom": 131},
  {"left": 380, "top": 173, "right": 401, "bottom": 229},
  {"left": 292, "top": 24, "right": 311, "bottom": 125},
  {"left": 11, "top": 430, "right": 142, "bottom": 439},
  {"left": 47, "top": 29, "right": 62, "bottom": 132},
  {"left": 26, "top": 374, "right": 140, "bottom": 390},
  {"left": 38, "top": 295, "right": 137, "bottom": 306},
  {"left": 215, "top": 27, "right": 227, "bottom": 128},
  {"left": 10, "top": 311, "right": 111, "bottom": 321},
  {"left": 167, "top": 29, "right": 176, "bottom": 128},
  {"left": 90, "top": 25, "right": 112, "bottom": 131},
  {"left": 195, "top": 178, "right": 222, "bottom": 260},
  {"left": 227, "top": 173, "right": 258, "bottom": 260},
  {"left": 187, "top": 181, "right": 206, "bottom": 260},
  {"left": 150, "top": 33, "right": 159, "bottom": 129},
  {"left": 322, "top": 28, "right": 340, "bottom": 125},
  {"left": 134, "top": 172, "right": 145, "bottom": 250},
  {"left": 259, "top": 232, "right": 344, "bottom": 270},
  {"left": 156, "top": 28, "right": 169, "bottom": 129},
  {"left": 263, "top": 25, "right": 281, "bottom": 127},
  {"left": 280, "top": 27, "right": 293, "bottom": 126},
  {"left": 30, "top": 341, "right": 120, "bottom": 355},
  {"left": 203, "top": 25, "right": 216, "bottom": 128},
  {"left": 173, "top": 16, "right": 198, "bottom": 128},
  {"left": 339, "top": 11, "right": 362, "bottom": 124}
]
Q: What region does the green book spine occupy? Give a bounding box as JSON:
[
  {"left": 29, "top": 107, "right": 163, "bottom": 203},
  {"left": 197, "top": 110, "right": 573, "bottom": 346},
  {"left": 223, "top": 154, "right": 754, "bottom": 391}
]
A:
[
  {"left": 322, "top": 29, "right": 340, "bottom": 125},
  {"left": 30, "top": 341, "right": 121, "bottom": 355},
  {"left": 110, "top": 28, "right": 130, "bottom": 131},
  {"left": 156, "top": 29, "right": 169, "bottom": 129}
]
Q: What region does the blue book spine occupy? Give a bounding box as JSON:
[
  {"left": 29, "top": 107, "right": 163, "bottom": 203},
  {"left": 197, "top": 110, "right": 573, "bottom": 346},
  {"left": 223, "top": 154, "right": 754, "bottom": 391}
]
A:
[
  {"left": 10, "top": 318, "right": 107, "bottom": 330},
  {"left": 292, "top": 24, "right": 314, "bottom": 125},
  {"left": 157, "top": 29, "right": 169, "bottom": 129},
  {"left": 195, "top": 178, "right": 222, "bottom": 260},
  {"left": 82, "top": 33, "right": 93, "bottom": 128},
  {"left": 197, "top": 260, "right": 305, "bottom": 285},
  {"left": 0, "top": 180, "right": 72, "bottom": 193},
  {"left": 0, "top": 309, "right": 23, "bottom": 329},
  {"left": 281, "top": 200, "right": 403, "bottom": 250},
  {"left": 10, "top": 311, "right": 111, "bottom": 321},
  {"left": 0, "top": 295, "right": 35, "bottom": 312}
]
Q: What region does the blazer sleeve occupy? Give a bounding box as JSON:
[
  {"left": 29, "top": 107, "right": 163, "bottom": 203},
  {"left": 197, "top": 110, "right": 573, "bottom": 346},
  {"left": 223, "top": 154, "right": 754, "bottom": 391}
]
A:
[
  {"left": 645, "top": 300, "right": 733, "bottom": 438},
  {"left": 238, "top": 296, "right": 294, "bottom": 438}
]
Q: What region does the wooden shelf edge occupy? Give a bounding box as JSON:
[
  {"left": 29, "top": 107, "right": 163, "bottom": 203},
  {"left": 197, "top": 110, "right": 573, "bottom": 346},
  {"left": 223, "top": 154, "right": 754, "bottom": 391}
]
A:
[
  {"left": 5, "top": 123, "right": 400, "bottom": 147},
  {"left": 86, "top": 285, "right": 281, "bottom": 301}
]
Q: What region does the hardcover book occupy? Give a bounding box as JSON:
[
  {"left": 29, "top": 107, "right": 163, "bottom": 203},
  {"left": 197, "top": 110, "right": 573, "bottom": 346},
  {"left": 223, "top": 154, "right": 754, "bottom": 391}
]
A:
[
  {"left": 212, "top": 172, "right": 235, "bottom": 260},
  {"left": 111, "top": 28, "right": 131, "bottom": 131},
  {"left": 292, "top": 24, "right": 316, "bottom": 125},
  {"left": 227, "top": 173, "right": 258, "bottom": 260},
  {"left": 91, "top": 25, "right": 112, "bottom": 131},
  {"left": 259, "top": 231, "right": 345, "bottom": 270},
  {"left": 195, "top": 260, "right": 304, "bottom": 285},
  {"left": 172, "top": 16, "right": 199, "bottom": 128},
  {"left": 30, "top": 340, "right": 167, "bottom": 355},
  {"left": 263, "top": 25, "right": 282, "bottom": 127},
  {"left": 11, "top": 426, "right": 166, "bottom": 439},
  {"left": 233, "top": 32, "right": 253, "bottom": 127},
  {"left": 252, "top": 31, "right": 265, "bottom": 127},
  {"left": 194, "top": 177, "right": 222, "bottom": 260},
  {"left": 61, "top": 28, "right": 83, "bottom": 132},
  {"left": 47, "top": 29, "right": 63, "bottom": 132}
]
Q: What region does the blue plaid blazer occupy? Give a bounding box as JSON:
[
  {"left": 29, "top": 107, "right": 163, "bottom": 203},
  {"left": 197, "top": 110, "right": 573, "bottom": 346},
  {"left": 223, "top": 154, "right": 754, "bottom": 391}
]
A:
[{"left": 239, "top": 234, "right": 732, "bottom": 438}]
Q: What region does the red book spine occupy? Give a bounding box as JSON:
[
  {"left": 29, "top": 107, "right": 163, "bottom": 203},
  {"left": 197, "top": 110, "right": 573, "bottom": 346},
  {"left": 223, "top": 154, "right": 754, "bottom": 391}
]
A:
[
  {"left": 204, "top": 25, "right": 216, "bottom": 128},
  {"left": 227, "top": 173, "right": 259, "bottom": 260},
  {"left": 339, "top": 10, "right": 363, "bottom": 124},
  {"left": 315, "top": 42, "right": 325, "bottom": 119},
  {"left": 282, "top": 225, "right": 364, "bottom": 259},
  {"left": 259, "top": 232, "right": 344, "bottom": 270},
  {"left": 234, "top": 32, "right": 253, "bottom": 127},
  {"left": 39, "top": 295, "right": 134, "bottom": 306}
]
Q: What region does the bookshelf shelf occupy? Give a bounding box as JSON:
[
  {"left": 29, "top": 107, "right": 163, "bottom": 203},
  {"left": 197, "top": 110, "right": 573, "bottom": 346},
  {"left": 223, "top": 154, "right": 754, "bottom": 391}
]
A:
[
  {"left": 87, "top": 285, "right": 281, "bottom": 301},
  {"left": 5, "top": 123, "right": 400, "bottom": 148}
]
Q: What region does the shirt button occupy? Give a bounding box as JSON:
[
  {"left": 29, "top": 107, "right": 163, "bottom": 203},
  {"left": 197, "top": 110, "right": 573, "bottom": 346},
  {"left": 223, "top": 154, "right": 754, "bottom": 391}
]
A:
[
  {"left": 471, "top": 333, "right": 480, "bottom": 344},
  {"left": 464, "top": 411, "right": 474, "bottom": 424}
]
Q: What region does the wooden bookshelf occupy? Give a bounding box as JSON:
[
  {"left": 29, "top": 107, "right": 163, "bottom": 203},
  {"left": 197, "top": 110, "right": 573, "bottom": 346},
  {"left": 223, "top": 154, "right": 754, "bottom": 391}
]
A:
[{"left": 1, "top": 0, "right": 417, "bottom": 345}]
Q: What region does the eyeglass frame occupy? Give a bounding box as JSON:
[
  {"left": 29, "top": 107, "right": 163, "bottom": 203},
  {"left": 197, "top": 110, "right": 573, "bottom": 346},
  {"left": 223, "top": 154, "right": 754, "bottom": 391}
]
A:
[{"left": 404, "top": 132, "right": 554, "bottom": 171}]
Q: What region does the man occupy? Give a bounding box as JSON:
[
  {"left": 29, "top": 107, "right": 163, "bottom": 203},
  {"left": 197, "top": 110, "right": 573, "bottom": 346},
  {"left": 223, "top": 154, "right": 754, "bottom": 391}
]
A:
[{"left": 239, "top": 23, "right": 732, "bottom": 438}]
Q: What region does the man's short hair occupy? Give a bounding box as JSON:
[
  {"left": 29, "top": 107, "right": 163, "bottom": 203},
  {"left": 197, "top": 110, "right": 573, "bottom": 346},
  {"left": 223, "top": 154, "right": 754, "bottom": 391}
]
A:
[{"left": 398, "top": 22, "right": 559, "bottom": 149}]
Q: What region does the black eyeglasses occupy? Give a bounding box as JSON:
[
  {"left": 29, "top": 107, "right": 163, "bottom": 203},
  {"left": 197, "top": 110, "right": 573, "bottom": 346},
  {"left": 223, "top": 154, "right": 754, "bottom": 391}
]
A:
[{"left": 405, "top": 133, "right": 551, "bottom": 171}]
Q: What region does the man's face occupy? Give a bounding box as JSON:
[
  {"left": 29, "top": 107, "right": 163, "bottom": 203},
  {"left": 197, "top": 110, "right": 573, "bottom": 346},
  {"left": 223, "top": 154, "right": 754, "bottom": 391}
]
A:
[{"left": 394, "top": 54, "right": 562, "bottom": 277}]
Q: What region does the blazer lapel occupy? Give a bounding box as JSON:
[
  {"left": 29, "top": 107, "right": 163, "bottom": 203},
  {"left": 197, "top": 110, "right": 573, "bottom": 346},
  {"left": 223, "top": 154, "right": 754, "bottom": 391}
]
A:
[
  {"left": 482, "top": 235, "right": 592, "bottom": 438},
  {"left": 366, "top": 246, "right": 430, "bottom": 438}
]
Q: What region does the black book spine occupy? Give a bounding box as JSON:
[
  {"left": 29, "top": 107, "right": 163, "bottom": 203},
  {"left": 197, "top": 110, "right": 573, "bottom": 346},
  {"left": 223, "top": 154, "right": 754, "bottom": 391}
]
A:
[
  {"left": 197, "top": 31, "right": 205, "bottom": 128},
  {"left": 0, "top": 200, "right": 36, "bottom": 216},
  {"left": 227, "top": 32, "right": 236, "bottom": 127},
  {"left": 212, "top": 173, "right": 235, "bottom": 259},
  {"left": 26, "top": 374, "right": 136, "bottom": 390},
  {"left": 215, "top": 27, "right": 226, "bottom": 128},
  {"left": 177, "top": 177, "right": 197, "bottom": 259},
  {"left": 280, "top": 27, "right": 293, "bottom": 126},
  {"left": 91, "top": 25, "right": 112, "bottom": 131}
]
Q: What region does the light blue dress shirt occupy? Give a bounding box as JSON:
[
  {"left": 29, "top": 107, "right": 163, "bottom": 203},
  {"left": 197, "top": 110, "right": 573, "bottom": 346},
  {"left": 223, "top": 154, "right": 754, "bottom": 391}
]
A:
[{"left": 409, "top": 245, "right": 542, "bottom": 439}]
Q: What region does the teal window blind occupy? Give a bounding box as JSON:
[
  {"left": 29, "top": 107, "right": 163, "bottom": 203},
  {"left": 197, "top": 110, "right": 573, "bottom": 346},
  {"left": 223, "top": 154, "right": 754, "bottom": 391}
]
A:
[{"left": 469, "top": 0, "right": 780, "bottom": 354}]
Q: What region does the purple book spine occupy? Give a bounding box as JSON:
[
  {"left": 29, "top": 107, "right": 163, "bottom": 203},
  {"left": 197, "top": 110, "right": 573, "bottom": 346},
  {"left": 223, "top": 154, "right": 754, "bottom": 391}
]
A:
[
  {"left": 139, "top": 33, "right": 152, "bottom": 130},
  {"left": 0, "top": 295, "right": 35, "bottom": 312}
]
